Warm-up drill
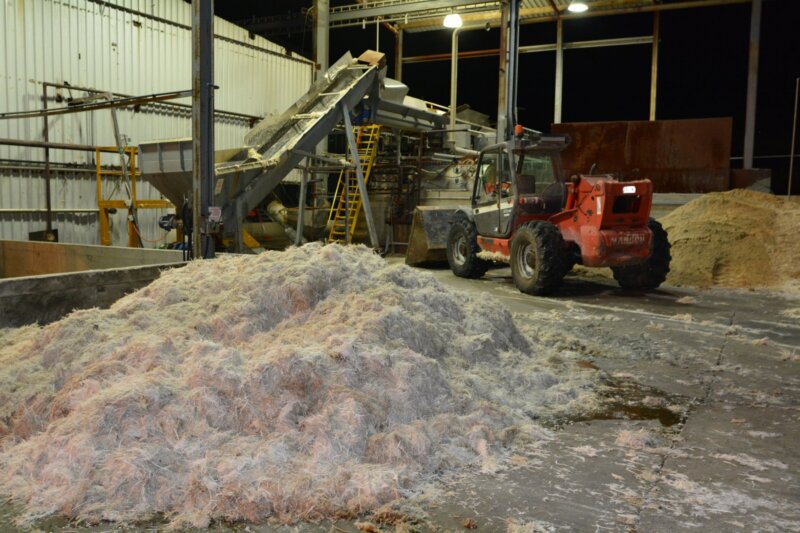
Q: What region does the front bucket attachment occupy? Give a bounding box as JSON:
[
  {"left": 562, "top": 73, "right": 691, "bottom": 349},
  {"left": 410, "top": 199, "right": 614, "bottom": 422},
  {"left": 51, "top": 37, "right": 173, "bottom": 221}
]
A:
[{"left": 404, "top": 206, "right": 457, "bottom": 266}]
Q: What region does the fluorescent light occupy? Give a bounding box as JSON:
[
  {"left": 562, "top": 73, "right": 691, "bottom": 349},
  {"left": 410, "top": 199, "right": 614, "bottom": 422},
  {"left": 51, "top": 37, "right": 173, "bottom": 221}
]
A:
[
  {"left": 443, "top": 13, "right": 463, "bottom": 28},
  {"left": 567, "top": 1, "right": 589, "bottom": 13}
]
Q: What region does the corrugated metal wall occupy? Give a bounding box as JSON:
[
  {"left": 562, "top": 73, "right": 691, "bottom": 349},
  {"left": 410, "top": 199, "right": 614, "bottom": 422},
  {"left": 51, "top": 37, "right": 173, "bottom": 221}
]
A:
[{"left": 0, "top": 0, "right": 314, "bottom": 246}]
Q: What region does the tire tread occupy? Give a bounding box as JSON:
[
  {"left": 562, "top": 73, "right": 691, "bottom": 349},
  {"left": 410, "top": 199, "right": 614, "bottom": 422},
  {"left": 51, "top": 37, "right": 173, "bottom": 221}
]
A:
[
  {"left": 611, "top": 218, "right": 671, "bottom": 290},
  {"left": 510, "top": 221, "right": 567, "bottom": 295},
  {"left": 447, "top": 217, "right": 490, "bottom": 279}
]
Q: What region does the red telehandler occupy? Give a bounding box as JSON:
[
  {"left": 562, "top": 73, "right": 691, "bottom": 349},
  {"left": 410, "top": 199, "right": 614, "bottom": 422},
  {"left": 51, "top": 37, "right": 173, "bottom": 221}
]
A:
[{"left": 446, "top": 129, "right": 671, "bottom": 295}]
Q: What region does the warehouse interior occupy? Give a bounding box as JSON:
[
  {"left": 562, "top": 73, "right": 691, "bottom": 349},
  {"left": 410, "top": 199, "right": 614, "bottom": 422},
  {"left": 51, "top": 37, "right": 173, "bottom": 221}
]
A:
[{"left": 0, "top": 0, "right": 799, "bottom": 531}]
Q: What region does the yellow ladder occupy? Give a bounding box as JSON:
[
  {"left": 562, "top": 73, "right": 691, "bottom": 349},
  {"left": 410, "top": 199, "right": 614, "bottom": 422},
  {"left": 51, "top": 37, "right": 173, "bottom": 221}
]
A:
[{"left": 327, "top": 124, "right": 381, "bottom": 243}]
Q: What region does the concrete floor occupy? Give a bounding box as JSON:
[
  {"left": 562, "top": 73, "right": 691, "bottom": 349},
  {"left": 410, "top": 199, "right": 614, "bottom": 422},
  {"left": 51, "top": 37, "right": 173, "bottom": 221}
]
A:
[
  {"left": 410, "top": 265, "right": 800, "bottom": 532},
  {"left": 1, "top": 264, "right": 798, "bottom": 532}
]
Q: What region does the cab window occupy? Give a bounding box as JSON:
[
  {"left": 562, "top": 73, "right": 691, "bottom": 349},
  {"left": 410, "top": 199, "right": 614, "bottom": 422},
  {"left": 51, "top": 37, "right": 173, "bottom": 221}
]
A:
[
  {"left": 515, "top": 154, "right": 556, "bottom": 195},
  {"left": 475, "top": 150, "right": 512, "bottom": 204}
]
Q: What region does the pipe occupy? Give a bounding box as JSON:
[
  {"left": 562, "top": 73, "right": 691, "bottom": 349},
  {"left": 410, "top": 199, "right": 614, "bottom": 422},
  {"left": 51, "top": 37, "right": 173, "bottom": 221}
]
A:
[
  {"left": 0, "top": 208, "right": 100, "bottom": 213},
  {"left": 267, "top": 199, "right": 289, "bottom": 225},
  {"left": 449, "top": 26, "right": 462, "bottom": 148},
  {"left": 0, "top": 90, "right": 193, "bottom": 120},
  {"left": 454, "top": 146, "right": 480, "bottom": 157},
  {"left": 44, "top": 81, "right": 253, "bottom": 121},
  {"left": 449, "top": 24, "right": 487, "bottom": 148},
  {"left": 42, "top": 85, "right": 53, "bottom": 235},
  {"left": 0, "top": 164, "right": 96, "bottom": 173},
  {"left": 0, "top": 138, "right": 97, "bottom": 152}
]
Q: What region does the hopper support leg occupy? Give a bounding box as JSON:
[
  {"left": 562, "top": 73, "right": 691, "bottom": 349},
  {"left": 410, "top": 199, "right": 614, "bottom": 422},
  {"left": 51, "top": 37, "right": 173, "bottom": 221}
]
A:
[{"left": 341, "top": 102, "right": 379, "bottom": 248}]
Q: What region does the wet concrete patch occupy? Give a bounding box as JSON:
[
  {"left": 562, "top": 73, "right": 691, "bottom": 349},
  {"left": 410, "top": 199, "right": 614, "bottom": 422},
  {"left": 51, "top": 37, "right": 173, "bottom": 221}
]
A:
[{"left": 543, "top": 370, "right": 691, "bottom": 430}]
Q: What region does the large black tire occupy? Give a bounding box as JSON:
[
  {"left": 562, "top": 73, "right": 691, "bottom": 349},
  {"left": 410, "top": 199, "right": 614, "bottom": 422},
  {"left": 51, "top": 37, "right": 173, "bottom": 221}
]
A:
[
  {"left": 611, "top": 218, "right": 672, "bottom": 290},
  {"left": 446, "top": 218, "right": 490, "bottom": 279},
  {"left": 510, "top": 221, "right": 567, "bottom": 295}
]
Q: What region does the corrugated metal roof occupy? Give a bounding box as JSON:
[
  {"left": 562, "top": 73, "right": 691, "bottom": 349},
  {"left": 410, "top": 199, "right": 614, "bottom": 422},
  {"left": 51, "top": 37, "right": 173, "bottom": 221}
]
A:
[{"left": 0, "top": 0, "right": 314, "bottom": 247}]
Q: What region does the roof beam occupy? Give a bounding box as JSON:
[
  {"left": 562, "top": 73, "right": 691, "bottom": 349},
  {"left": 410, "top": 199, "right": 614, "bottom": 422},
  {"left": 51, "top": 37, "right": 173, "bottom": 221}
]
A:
[
  {"left": 398, "top": 0, "right": 751, "bottom": 32},
  {"left": 329, "top": 0, "right": 493, "bottom": 23},
  {"left": 402, "top": 35, "right": 654, "bottom": 63},
  {"left": 235, "top": 13, "right": 308, "bottom": 35}
]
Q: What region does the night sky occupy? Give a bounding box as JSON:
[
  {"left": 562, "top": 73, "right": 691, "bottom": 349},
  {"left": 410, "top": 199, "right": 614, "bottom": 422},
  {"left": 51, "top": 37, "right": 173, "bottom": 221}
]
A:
[{"left": 216, "top": 1, "right": 800, "bottom": 193}]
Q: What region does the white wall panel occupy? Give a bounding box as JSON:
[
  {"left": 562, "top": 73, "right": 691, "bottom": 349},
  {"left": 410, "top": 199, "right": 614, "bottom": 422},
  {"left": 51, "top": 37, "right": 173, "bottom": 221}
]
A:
[{"left": 0, "top": 0, "right": 314, "bottom": 247}]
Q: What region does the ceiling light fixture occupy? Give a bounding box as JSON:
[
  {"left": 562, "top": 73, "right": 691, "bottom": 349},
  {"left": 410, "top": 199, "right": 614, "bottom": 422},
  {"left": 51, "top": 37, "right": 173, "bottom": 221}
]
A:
[
  {"left": 443, "top": 13, "right": 463, "bottom": 28},
  {"left": 567, "top": 1, "right": 589, "bottom": 13}
]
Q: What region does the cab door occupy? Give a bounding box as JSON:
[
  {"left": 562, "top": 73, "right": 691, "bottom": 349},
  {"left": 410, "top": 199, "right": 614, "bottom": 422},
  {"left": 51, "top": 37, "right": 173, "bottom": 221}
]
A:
[{"left": 472, "top": 148, "right": 514, "bottom": 237}]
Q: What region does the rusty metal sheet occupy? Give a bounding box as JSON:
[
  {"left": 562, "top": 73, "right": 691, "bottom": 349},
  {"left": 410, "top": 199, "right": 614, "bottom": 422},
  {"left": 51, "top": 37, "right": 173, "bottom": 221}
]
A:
[
  {"left": 730, "top": 168, "right": 771, "bottom": 190},
  {"left": 551, "top": 118, "right": 733, "bottom": 193}
]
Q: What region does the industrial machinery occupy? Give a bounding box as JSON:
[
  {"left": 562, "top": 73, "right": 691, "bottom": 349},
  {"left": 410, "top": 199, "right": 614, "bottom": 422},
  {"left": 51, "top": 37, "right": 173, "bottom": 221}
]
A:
[
  {"left": 445, "top": 128, "right": 671, "bottom": 295},
  {"left": 137, "top": 49, "right": 451, "bottom": 254},
  {"left": 138, "top": 51, "right": 387, "bottom": 253}
]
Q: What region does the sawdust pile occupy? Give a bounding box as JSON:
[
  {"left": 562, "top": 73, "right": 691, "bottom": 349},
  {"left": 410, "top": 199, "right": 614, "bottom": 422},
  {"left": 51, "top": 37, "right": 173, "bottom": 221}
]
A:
[
  {"left": 0, "top": 244, "right": 596, "bottom": 528},
  {"left": 662, "top": 190, "right": 800, "bottom": 289}
]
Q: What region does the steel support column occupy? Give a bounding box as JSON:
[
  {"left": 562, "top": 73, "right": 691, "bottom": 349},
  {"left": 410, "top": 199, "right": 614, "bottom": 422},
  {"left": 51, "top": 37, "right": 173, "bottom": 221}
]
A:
[
  {"left": 296, "top": 168, "right": 308, "bottom": 246},
  {"left": 743, "top": 0, "right": 761, "bottom": 169},
  {"left": 497, "top": 1, "right": 510, "bottom": 142},
  {"left": 554, "top": 17, "right": 563, "bottom": 124},
  {"left": 649, "top": 12, "right": 660, "bottom": 121},
  {"left": 314, "top": 0, "right": 330, "bottom": 76},
  {"left": 314, "top": 0, "right": 330, "bottom": 194},
  {"left": 341, "top": 103, "right": 379, "bottom": 248},
  {"left": 192, "top": 0, "right": 215, "bottom": 259},
  {"left": 395, "top": 29, "right": 403, "bottom": 81},
  {"left": 789, "top": 77, "right": 799, "bottom": 196}
]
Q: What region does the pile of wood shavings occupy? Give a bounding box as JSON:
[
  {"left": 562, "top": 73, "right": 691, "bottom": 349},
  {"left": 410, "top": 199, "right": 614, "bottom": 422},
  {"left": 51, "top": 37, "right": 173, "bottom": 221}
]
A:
[
  {"left": 0, "top": 244, "right": 598, "bottom": 528},
  {"left": 661, "top": 190, "right": 800, "bottom": 289}
]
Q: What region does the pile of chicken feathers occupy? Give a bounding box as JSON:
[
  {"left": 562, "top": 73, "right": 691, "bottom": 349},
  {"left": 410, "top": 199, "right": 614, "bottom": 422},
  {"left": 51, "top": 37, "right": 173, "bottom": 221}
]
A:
[{"left": 0, "top": 244, "right": 597, "bottom": 528}]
